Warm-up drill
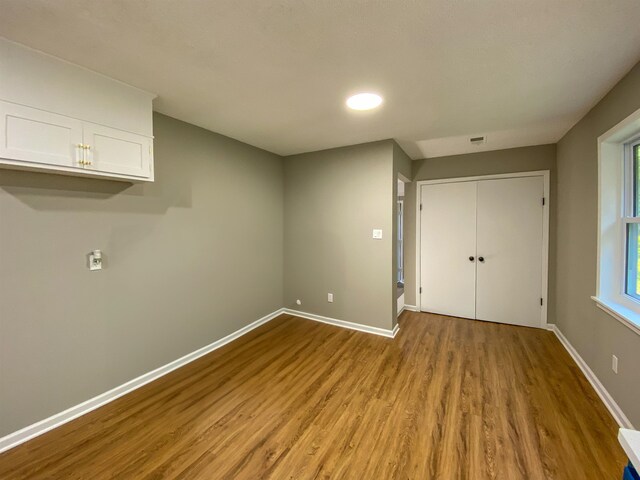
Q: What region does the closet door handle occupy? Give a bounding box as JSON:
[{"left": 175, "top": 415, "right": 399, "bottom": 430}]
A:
[
  {"left": 478, "top": 256, "right": 485, "bottom": 263},
  {"left": 469, "top": 256, "right": 475, "bottom": 262}
]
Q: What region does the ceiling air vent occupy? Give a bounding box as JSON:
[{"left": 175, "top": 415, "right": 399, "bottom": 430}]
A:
[{"left": 469, "top": 135, "right": 486, "bottom": 145}]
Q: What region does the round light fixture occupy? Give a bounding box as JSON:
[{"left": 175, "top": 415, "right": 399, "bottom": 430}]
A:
[{"left": 346, "top": 92, "right": 383, "bottom": 111}]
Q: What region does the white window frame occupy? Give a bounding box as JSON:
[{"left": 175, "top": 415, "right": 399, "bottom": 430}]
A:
[
  {"left": 594, "top": 107, "right": 640, "bottom": 336},
  {"left": 623, "top": 138, "right": 640, "bottom": 302}
]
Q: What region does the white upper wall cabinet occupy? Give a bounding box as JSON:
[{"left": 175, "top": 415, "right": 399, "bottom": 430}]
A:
[
  {"left": 82, "top": 122, "right": 152, "bottom": 178},
  {"left": 0, "top": 38, "right": 155, "bottom": 182},
  {"left": 0, "top": 101, "right": 84, "bottom": 169}
]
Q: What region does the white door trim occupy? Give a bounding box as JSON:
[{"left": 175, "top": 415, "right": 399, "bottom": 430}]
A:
[{"left": 415, "top": 170, "right": 550, "bottom": 328}]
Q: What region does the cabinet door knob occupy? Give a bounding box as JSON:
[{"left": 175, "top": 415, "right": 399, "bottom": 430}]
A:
[
  {"left": 469, "top": 256, "right": 475, "bottom": 262},
  {"left": 478, "top": 256, "right": 485, "bottom": 262}
]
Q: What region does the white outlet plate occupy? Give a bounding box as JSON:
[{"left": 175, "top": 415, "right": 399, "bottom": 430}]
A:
[
  {"left": 328, "top": 293, "right": 333, "bottom": 303},
  {"left": 372, "top": 229, "right": 383, "bottom": 239},
  {"left": 88, "top": 251, "right": 103, "bottom": 271},
  {"left": 612, "top": 354, "right": 618, "bottom": 374}
]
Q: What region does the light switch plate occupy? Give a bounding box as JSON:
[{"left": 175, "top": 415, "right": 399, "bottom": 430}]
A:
[{"left": 372, "top": 229, "right": 383, "bottom": 239}]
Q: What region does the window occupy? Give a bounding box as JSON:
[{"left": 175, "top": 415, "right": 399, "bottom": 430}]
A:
[
  {"left": 625, "top": 140, "right": 640, "bottom": 300},
  {"left": 595, "top": 109, "right": 640, "bottom": 336}
]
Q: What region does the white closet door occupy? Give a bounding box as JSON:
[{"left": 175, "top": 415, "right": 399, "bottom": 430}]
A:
[
  {"left": 420, "top": 182, "right": 477, "bottom": 319},
  {"left": 475, "top": 176, "right": 544, "bottom": 327}
]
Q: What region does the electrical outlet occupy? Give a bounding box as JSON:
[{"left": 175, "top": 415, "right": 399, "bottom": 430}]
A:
[
  {"left": 612, "top": 355, "right": 618, "bottom": 374},
  {"left": 88, "top": 249, "right": 103, "bottom": 271},
  {"left": 328, "top": 293, "right": 334, "bottom": 303}
]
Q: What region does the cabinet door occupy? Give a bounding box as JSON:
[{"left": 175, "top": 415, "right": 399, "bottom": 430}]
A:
[
  {"left": 0, "top": 101, "right": 83, "bottom": 168},
  {"left": 83, "top": 122, "right": 152, "bottom": 179},
  {"left": 475, "top": 176, "right": 544, "bottom": 328},
  {"left": 420, "top": 181, "right": 477, "bottom": 319}
]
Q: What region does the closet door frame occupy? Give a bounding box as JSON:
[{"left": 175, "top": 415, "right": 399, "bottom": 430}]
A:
[{"left": 415, "top": 170, "right": 550, "bottom": 328}]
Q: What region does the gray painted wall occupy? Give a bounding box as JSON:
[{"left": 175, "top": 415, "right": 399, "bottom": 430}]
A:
[
  {"left": 283, "top": 141, "right": 395, "bottom": 331},
  {"left": 0, "top": 113, "right": 284, "bottom": 436},
  {"left": 6, "top": 60, "right": 638, "bottom": 444},
  {"left": 404, "top": 145, "right": 557, "bottom": 316},
  {"left": 556, "top": 61, "right": 640, "bottom": 428}
]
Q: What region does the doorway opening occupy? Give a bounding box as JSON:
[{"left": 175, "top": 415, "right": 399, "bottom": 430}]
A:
[{"left": 397, "top": 178, "right": 406, "bottom": 314}]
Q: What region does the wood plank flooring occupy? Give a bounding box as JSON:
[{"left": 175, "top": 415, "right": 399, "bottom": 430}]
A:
[{"left": 0, "top": 312, "right": 626, "bottom": 479}]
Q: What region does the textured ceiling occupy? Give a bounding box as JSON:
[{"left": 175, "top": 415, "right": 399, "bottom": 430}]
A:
[{"left": 1, "top": 0, "right": 640, "bottom": 158}]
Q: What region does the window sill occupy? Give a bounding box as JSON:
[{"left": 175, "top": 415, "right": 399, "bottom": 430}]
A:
[{"left": 591, "top": 296, "right": 640, "bottom": 336}]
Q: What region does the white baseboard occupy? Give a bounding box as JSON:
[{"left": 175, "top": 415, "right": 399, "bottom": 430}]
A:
[
  {"left": 0, "top": 307, "right": 286, "bottom": 455},
  {"left": 1, "top": 306, "right": 400, "bottom": 454},
  {"left": 403, "top": 304, "right": 418, "bottom": 312},
  {"left": 391, "top": 323, "right": 400, "bottom": 338},
  {"left": 283, "top": 308, "right": 398, "bottom": 338},
  {"left": 547, "top": 323, "right": 634, "bottom": 429}
]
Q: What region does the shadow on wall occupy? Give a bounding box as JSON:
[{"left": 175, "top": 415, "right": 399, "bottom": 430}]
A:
[{"left": 0, "top": 134, "right": 195, "bottom": 216}]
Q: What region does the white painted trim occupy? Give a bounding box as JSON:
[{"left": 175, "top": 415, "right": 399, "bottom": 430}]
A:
[
  {"left": 595, "top": 106, "right": 640, "bottom": 330},
  {"left": 391, "top": 323, "right": 400, "bottom": 338},
  {"left": 0, "top": 307, "right": 401, "bottom": 454},
  {"left": 415, "top": 170, "right": 550, "bottom": 329},
  {"left": 416, "top": 170, "right": 550, "bottom": 186},
  {"left": 541, "top": 171, "right": 551, "bottom": 327},
  {"left": 547, "top": 323, "right": 634, "bottom": 429},
  {"left": 591, "top": 297, "right": 640, "bottom": 336},
  {"left": 283, "top": 308, "right": 398, "bottom": 338},
  {"left": 403, "top": 304, "right": 419, "bottom": 312},
  {"left": 0, "top": 307, "right": 286, "bottom": 454}
]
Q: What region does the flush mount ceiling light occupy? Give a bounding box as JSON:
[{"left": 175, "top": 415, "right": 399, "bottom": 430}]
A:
[{"left": 346, "top": 92, "right": 383, "bottom": 111}]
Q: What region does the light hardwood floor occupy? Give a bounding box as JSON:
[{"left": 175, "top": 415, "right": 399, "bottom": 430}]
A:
[{"left": 0, "top": 312, "right": 626, "bottom": 479}]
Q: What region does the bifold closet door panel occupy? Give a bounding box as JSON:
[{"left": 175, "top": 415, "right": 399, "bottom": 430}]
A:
[
  {"left": 475, "top": 176, "right": 544, "bottom": 327},
  {"left": 420, "top": 181, "right": 477, "bottom": 319}
]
